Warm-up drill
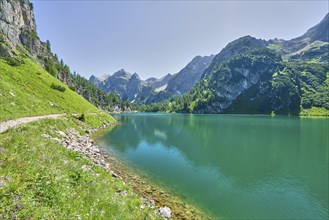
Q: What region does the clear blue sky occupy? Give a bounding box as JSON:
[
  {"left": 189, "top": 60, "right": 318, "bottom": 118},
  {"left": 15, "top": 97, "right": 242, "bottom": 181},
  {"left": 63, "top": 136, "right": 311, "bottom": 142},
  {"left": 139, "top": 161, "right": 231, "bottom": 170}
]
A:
[{"left": 31, "top": 0, "right": 328, "bottom": 79}]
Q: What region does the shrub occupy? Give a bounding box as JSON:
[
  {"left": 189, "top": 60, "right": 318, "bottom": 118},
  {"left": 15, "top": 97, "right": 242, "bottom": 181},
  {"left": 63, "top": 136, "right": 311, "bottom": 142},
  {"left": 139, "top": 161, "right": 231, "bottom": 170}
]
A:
[
  {"left": 5, "top": 57, "right": 24, "bottom": 66},
  {"left": 51, "top": 83, "right": 66, "bottom": 92},
  {"left": 78, "top": 113, "right": 85, "bottom": 122},
  {"left": 69, "top": 85, "right": 76, "bottom": 91}
]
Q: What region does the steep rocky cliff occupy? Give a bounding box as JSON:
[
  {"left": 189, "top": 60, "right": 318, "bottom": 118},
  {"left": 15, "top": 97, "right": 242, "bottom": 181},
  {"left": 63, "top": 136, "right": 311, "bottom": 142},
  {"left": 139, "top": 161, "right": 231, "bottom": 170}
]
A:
[
  {"left": 0, "top": 0, "right": 48, "bottom": 59},
  {"left": 166, "top": 55, "right": 214, "bottom": 95}
]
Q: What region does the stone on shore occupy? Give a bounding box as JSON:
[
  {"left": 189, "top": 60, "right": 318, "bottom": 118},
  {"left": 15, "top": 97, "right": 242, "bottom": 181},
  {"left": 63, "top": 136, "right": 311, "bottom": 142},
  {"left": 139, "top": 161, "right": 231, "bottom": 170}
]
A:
[{"left": 157, "top": 206, "right": 172, "bottom": 219}]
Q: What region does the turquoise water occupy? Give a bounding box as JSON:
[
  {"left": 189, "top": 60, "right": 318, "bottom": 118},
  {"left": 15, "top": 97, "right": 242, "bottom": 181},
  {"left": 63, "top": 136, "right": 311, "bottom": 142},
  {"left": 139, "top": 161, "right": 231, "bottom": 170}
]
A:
[{"left": 98, "top": 114, "right": 328, "bottom": 219}]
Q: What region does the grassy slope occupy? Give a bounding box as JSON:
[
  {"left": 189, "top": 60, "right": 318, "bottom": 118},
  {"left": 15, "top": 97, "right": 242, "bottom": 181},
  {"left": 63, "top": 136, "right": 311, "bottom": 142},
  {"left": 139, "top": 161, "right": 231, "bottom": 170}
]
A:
[
  {"left": 0, "top": 116, "right": 157, "bottom": 219},
  {"left": 0, "top": 58, "right": 99, "bottom": 121},
  {"left": 0, "top": 57, "right": 158, "bottom": 218}
]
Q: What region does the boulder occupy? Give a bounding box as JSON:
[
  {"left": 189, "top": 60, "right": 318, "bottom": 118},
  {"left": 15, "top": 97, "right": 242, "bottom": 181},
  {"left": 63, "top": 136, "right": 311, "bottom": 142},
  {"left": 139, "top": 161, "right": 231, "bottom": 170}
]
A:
[{"left": 157, "top": 206, "right": 171, "bottom": 219}]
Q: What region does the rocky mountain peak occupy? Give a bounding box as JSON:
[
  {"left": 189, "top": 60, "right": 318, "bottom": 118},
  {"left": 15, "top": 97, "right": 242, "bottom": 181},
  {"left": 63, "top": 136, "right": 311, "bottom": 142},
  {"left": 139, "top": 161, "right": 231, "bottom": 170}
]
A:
[
  {"left": 112, "top": 69, "right": 132, "bottom": 79},
  {"left": 303, "top": 13, "right": 329, "bottom": 43},
  {"left": 146, "top": 73, "right": 174, "bottom": 89},
  {"left": 274, "top": 13, "right": 329, "bottom": 54},
  {"left": 89, "top": 74, "right": 100, "bottom": 81},
  {"left": 89, "top": 75, "right": 105, "bottom": 87},
  {"left": 164, "top": 55, "right": 214, "bottom": 95},
  {"left": 202, "top": 36, "right": 267, "bottom": 78},
  {"left": 215, "top": 36, "right": 267, "bottom": 62},
  {"left": 131, "top": 72, "right": 140, "bottom": 80}
]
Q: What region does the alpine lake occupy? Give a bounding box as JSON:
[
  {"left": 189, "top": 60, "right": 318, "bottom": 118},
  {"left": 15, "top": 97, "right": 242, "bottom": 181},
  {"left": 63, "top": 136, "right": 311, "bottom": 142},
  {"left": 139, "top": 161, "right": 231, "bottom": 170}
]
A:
[{"left": 96, "top": 114, "right": 328, "bottom": 219}]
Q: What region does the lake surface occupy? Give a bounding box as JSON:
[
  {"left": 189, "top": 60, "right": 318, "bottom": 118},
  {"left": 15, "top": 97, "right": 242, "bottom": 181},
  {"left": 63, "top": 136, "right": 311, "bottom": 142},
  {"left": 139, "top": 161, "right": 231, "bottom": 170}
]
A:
[{"left": 97, "top": 114, "right": 328, "bottom": 219}]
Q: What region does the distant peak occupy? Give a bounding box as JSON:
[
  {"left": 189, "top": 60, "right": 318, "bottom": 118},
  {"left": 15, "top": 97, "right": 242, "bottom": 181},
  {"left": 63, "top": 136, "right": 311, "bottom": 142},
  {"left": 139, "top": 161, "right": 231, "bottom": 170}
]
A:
[
  {"left": 112, "top": 69, "right": 132, "bottom": 78},
  {"left": 131, "top": 72, "right": 140, "bottom": 79},
  {"left": 191, "top": 54, "right": 215, "bottom": 63},
  {"left": 116, "top": 68, "right": 128, "bottom": 74},
  {"left": 302, "top": 12, "right": 329, "bottom": 42},
  {"left": 89, "top": 74, "right": 106, "bottom": 82}
]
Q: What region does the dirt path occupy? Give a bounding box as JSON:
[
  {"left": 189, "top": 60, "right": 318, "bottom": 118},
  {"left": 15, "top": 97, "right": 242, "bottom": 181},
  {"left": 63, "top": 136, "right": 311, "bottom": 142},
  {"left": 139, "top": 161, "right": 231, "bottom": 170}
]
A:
[{"left": 0, "top": 114, "right": 65, "bottom": 133}]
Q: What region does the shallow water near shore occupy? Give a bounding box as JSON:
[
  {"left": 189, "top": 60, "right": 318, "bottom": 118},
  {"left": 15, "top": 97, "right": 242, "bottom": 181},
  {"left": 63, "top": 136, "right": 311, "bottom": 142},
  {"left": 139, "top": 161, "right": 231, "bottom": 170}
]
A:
[{"left": 97, "top": 113, "right": 328, "bottom": 219}]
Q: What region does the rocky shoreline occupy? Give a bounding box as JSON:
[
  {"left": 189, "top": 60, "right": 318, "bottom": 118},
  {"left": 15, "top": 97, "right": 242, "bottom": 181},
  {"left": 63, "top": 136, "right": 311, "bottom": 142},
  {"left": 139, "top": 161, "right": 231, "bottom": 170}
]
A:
[
  {"left": 43, "top": 119, "right": 210, "bottom": 219},
  {"left": 42, "top": 121, "right": 173, "bottom": 219},
  {"left": 43, "top": 120, "right": 210, "bottom": 219}
]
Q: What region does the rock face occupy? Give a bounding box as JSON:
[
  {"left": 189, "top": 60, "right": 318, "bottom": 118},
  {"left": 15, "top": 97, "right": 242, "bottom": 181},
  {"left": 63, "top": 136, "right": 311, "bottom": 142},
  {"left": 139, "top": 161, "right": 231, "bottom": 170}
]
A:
[
  {"left": 0, "top": 0, "right": 48, "bottom": 58},
  {"left": 194, "top": 47, "right": 282, "bottom": 113},
  {"left": 89, "top": 75, "right": 105, "bottom": 88},
  {"left": 0, "top": 0, "right": 35, "bottom": 46},
  {"left": 166, "top": 55, "right": 214, "bottom": 95},
  {"left": 145, "top": 73, "right": 174, "bottom": 91},
  {"left": 203, "top": 36, "right": 267, "bottom": 78},
  {"left": 143, "top": 55, "right": 214, "bottom": 104}
]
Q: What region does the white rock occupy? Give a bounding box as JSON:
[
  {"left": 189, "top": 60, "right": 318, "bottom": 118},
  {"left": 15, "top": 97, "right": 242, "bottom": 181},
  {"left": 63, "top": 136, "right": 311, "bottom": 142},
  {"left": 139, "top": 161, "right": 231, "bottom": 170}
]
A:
[
  {"left": 56, "top": 130, "right": 66, "bottom": 137},
  {"left": 157, "top": 206, "right": 171, "bottom": 219},
  {"left": 41, "top": 133, "right": 52, "bottom": 139}
]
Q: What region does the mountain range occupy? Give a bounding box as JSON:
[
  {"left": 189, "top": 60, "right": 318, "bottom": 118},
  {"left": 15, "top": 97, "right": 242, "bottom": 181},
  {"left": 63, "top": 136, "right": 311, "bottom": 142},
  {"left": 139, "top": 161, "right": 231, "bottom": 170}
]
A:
[
  {"left": 90, "top": 13, "right": 329, "bottom": 115},
  {"left": 89, "top": 54, "right": 214, "bottom": 104},
  {"left": 182, "top": 13, "right": 329, "bottom": 115}
]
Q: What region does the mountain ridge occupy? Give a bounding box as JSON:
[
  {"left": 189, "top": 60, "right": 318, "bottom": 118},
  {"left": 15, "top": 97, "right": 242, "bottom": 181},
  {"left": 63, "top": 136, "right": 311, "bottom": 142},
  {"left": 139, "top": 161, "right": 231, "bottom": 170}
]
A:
[
  {"left": 89, "top": 54, "right": 214, "bottom": 104},
  {"left": 142, "top": 13, "right": 329, "bottom": 116}
]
